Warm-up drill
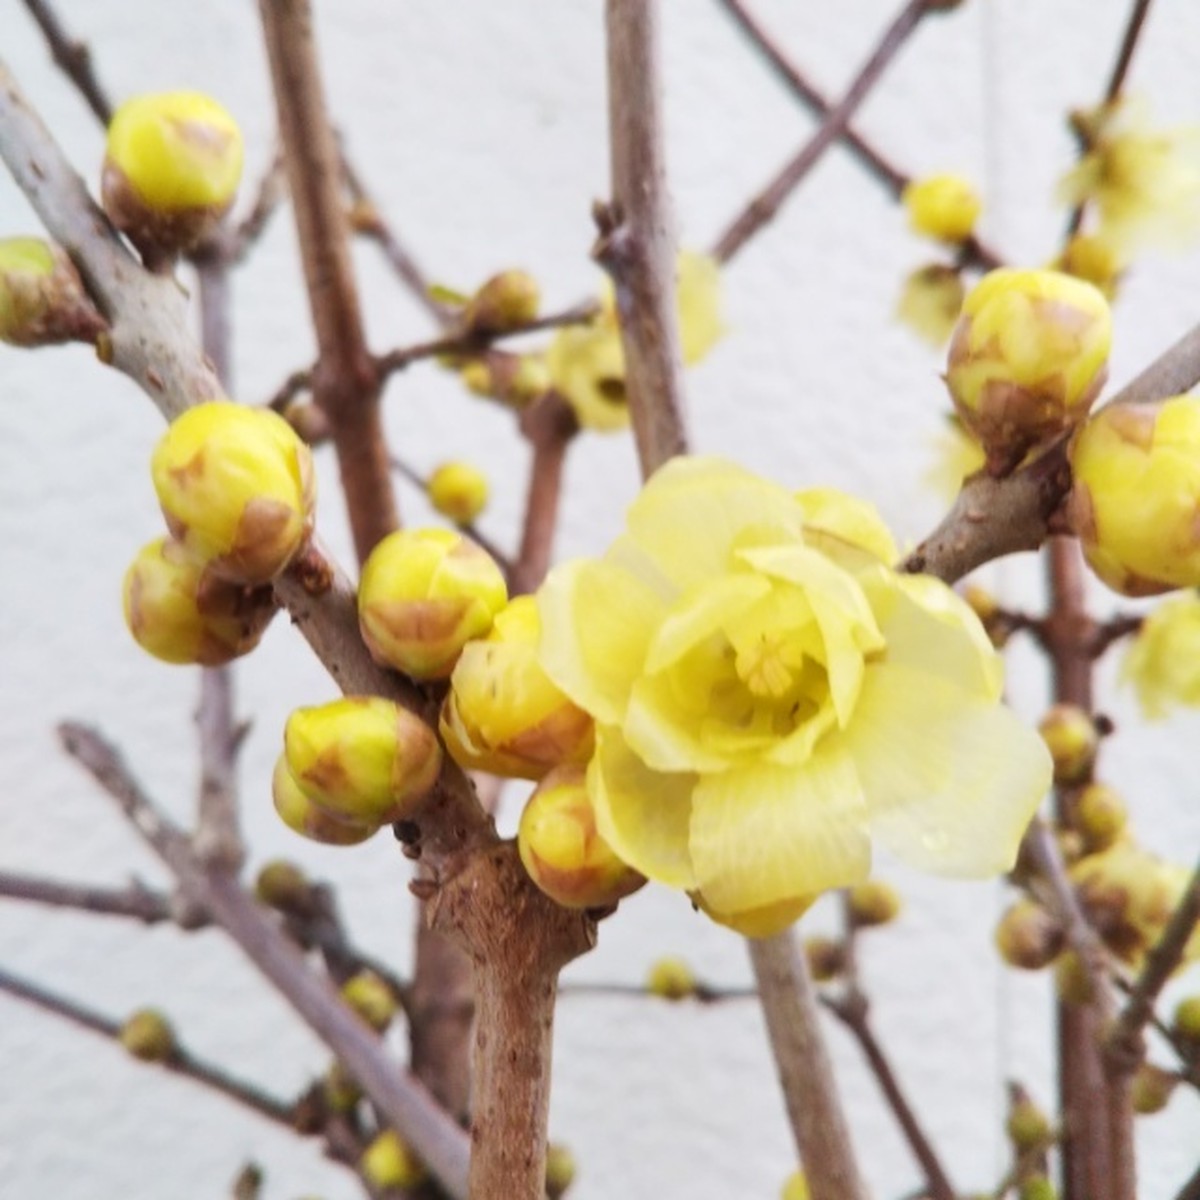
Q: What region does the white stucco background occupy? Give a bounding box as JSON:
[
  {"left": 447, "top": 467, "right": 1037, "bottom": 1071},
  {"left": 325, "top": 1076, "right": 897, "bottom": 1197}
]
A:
[{"left": 1, "top": 2, "right": 1199, "bottom": 1197}]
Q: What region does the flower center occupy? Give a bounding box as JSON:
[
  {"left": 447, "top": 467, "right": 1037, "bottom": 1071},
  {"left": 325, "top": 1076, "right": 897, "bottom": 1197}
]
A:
[{"left": 732, "top": 629, "right": 806, "bottom": 699}]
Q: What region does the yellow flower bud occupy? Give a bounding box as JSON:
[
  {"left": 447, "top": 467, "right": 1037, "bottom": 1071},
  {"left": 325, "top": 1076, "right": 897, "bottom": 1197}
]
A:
[
  {"left": 803, "top": 935, "right": 846, "bottom": 982},
  {"left": 1131, "top": 1062, "right": 1177, "bottom": 1115},
  {"left": 123, "top": 536, "right": 276, "bottom": 665},
  {"left": 151, "top": 401, "right": 316, "bottom": 586},
  {"left": 254, "top": 859, "right": 316, "bottom": 916},
  {"left": 360, "top": 1131, "right": 427, "bottom": 1191},
  {"left": 440, "top": 596, "right": 594, "bottom": 780},
  {"left": 895, "top": 263, "right": 965, "bottom": 346},
  {"left": 947, "top": 268, "right": 1111, "bottom": 471},
  {"left": 1054, "top": 233, "right": 1124, "bottom": 300},
  {"left": 1037, "top": 704, "right": 1098, "bottom": 785},
  {"left": 995, "top": 899, "right": 1064, "bottom": 971},
  {"left": 271, "top": 755, "right": 379, "bottom": 846},
  {"left": 340, "top": 970, "right": 398, "bottom": 1033},
  {"left": 1054, "top": 950, "right": 1095, "bottom": 1006},
  {"left": 0, "top": 237, "right": 104, "bottom": 347},
  {"left": 119, "top": 1008, "right": 176, "bottom": 1062},
  {"left": 358, "top": 527, "right": 508, "bottom": 679},
  {"left": 283, "top": 697, "right": 442, "bottom": 826},
  {"left": 545, "top": 1143, "right": 577, "bottom": 1199},
  {"left": 461, "top": 269, "right": 540, "bottom": 335},
  {"left": 902, "top": 173, "right": 982, "bottom": 243},
  {"left": 103, "top": 91, "right": 244, "bottom": 257},
  {"left": 1074, "top": 783, "right": 1127, "bottom": 852},
  {"left": 428, "top": 461, "right": 489, "bottom": 525},
  {"left": 847, "top": 879, "right": 903, "bottom": 928},
  {"left": 1070, "top": 395, "right": 1200, "bottom": 595},
  {"left": 646, "top": 956, "right": 696, "bottom": 1000},
  {"left": 1006, "top": 1091, "right": 1052, "bottom": 1151},
  {"left": 518, "top": 764, "right": 646, "bottom": 909},
  {"left": 1174, "top": 994, "right": 1200, "bottom": 1038},
  {"left": 781, "top": 1170, "right": 811, "bottom": 1200}
]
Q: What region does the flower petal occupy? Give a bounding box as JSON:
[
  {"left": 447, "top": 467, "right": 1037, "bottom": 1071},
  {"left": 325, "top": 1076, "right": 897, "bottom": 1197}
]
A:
[
  {"left": 844, "top": 661, "right": 1050, "bottom": 876},
  {"left": 795, "top": 487, "right": 898, "bottom": 565},
  {"left": 589, "top": 726, "right": 697, "bottom": 889},
  {"left": 691, "top": 890, "right": 817, "bottom": 938},
  {"left": 688, "top": 746, "right": 870, "bottom": 913}
]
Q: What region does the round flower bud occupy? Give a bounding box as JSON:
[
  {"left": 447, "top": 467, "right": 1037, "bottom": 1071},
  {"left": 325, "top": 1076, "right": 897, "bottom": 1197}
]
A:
[
  {"left": 847, "top": 880, "right": 902, "bottom": 928},
  {"left": 902, "top": 173, "right": 982, "bottom": 243},
  {"left": 1006, "top": 1092, "right": 1052, "bottom": 1151},
  {"left": 545, "top": 1143, "right": 577, "bottom": 1199},
  {"left": 946, "top": 268, "right": 1112, "bottom": 472},
  {"left": 1019, "top": 1176, "right": 1058, "bottom": 1200},
  {"left": 322, "top": 1060, "right": 362, "bottom": 1114},
  {"left": 1038, "top": 704, "right": 1098, "bottom": 785},
  {"left": 1055, "top": 233, "right": 1123, "bottom": 299},
  {"left": 518, "top": 764, "right": 646, "bottom": 910},
  {"left": 102, "top": 91, "right": 244, "bottom": 257},
  {"left": 360, "top": 1131, "right": 427, "bottom": 1191},
  {"left": 1131, "top": 1062, "right": 1177, "bottom": 1115},
  {"left": 646, "top": 956, "right": 696, "bottom": 1001},
  {"left": 803, "top": 936, "right": 846, "bottom": 983},
  {"left": 1069, "top": 395, "right": 1200, "bottom": 595},
  {"left": 340, "top": 970, "right": 398, "bottom": 1033},
  {"left": 358, "top": 527, "right": 508, "bottom": 679},
  {"left": 271, "top": 755, "right": 378, "bottom": 846},
  {"left": 0, "top": 237, "right": 105, "bottom": 347},
  {"left": 428, "top": 461, "right": 489, "bottom": 525},
  {"left": 781, "top": 1170, "right": 810, "bottom": 1200},
  {"left": 440, "top": 596, "right": 594, "bottom": 780},
  {"left": 284, "top": 697, "right": 442, "bottom": 826},
  {"left": 254, "top": 859, "right": 316, "bottom": 916},
  {"left": 123, "top": 536, "right": 277, "bottom": 665},
  {"left": 1074, "top": 783, "right": 1127, "bottom": 852},
  {"left": 461, "top": 269, "right": 540, "bottom": 335},
  {"left": 119, "top": 1008, "right": 176, "bottom": 1062},
  {"left": 151, "top": 401, "right": 316, "bottom": 586},
  {"left": 995, "top": 899, "right": 1064, "bottom": 971},
  {"left": 895, "top": 263, "right": 966, "bottom": 347}
]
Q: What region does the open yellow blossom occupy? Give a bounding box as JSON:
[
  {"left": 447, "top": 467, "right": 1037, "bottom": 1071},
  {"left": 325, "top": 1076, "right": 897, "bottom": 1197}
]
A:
[
  {"left": 1122, "top": 593, "right": 1200, "bottom": 718},
  {"left": 1060, "top": 98, "right": 1200, "bottom": 255},
  {"left": 545, "top": 252, "right": 722, "bottom": 431},
  {"left": 536, "top": 457, "right": 1050, "bottom": 935}
]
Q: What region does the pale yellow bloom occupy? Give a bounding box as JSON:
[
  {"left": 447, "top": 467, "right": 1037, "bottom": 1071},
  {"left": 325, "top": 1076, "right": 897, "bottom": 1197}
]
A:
[
  {"left": 902, "top": 173, "right": 982, "bottom": 243},
  {"left": 1122, "top": 593, "right": 1200, "bottom": 718},
  {"left": 545, "top": 251, "right": 722, "bottom": 431},
  {"left": 536, "top": 457, "right": 1050, "bottom": 936},
  {"left": 1060, "top": 98, "right": 1200, "bottom": 255}
]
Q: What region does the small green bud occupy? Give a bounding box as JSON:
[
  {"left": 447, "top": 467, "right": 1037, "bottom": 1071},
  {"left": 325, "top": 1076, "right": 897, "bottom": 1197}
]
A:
[
  {"left": 646, "top": 956, "right": 696, "bottom": 1000},
  {"left": 360, "top": 1131, "right": 426, "bottom": 1191},
  {"left": 1038, "top": 704, "right": 1098, "bottom": 785},
  {"left": 253, "top": 859, "right": 315, "bottom": 916},
  {"left": 119, "top": 1008, "right": 176, "bottom": 1062},
  {"left": 1006, "top": 1091, "right": 1052, "bottom": 1151},
  {"left": 461, "top": 269, "right": 540, "bottom": 335},
  {"left": 1019, "top": 1176, "right": 1058, "bottom": 1200},
  {"left": 1131, "top": 1062, "right": 1177, "bottom": 1114},
  {"left": 340, "top": 970, "right": 398, "bottom": 1033},
  {"left": 0, "top": 237, "right": 105, "bottom": 347},
  {"left": 545, "top": 1142, "right": 577, "bottom": 1199}
]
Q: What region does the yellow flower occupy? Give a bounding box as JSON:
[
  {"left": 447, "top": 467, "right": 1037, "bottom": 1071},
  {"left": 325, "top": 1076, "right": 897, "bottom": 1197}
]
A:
[
  {"left": 895, "top": 263, "right": 965, "bottom": 347},
  {"left": 1122, "top": 592, "right": 1200, "bottom": 718},
  {"left": 1060, "top": 98, "right": 1200, "bottom": 255},
  {"left": 536, "top": 457, "right": 1050, "bottom": 936},
  {"left": 902, "top": 173, "right": 982, "bottom": 243},
  {"left": 545, "top": 251, "right": 722, "bottom": 432},
  {"left": 440, "top": 596, "right": 594, "bottom": 779}
]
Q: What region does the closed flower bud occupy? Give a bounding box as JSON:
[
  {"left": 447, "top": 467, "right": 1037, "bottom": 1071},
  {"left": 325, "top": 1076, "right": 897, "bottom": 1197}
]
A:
[
  {"left": 358, "top": 527, "right": 508, "bottom": 679},
  {"left": 781, "top": 1170, "right": 810, "bottom": 1200},
  {"left": 1019, "top": 1176, "right": 1058, "bottom": 1200},
  {"left": 284, "top": 697, "right": 442, "bottom": 826},
  {"left": 254, "top": 859, "right": 316, "bottom": 916},
  {"left": 545, "top": 1143, "right": 577, "bottom": 1199},
  {"left": 804, "top": 935, "right": 846, "bottom": 982},
  {"left": 946, "top": 268, "right": 1111, "bottom": 472},
  {"left": 460, "top": 352, "right": 551, "bottom": 408},
  {"left": 0, "top": 237, "right": 105, "bottom": 347},
  {"left": 123, "top": 536, "right": 276, "bottom": 665},
  {"left": 360, "top": 1131, "right": 427, "bottom": 1191},
  {"left": 461, "top": 269, "right": 540, "bottom": 335},
  {"left": 1131, "top": 1062, "right": 1177, "bottom": 1115},
  {"left": 1074, "top": 783, "right": 1127, "bottom": 851},
  {"left": 996, "top": 899, "right": 1065, "bottom": 970},
  {"left": 102, "top": 91, "right": 244, "bottom": 258},
  {"left": 119, "top": 1008, "right": 176, "bottom": 1062},
  {"left": 271, "top": 755, "right": 378, "bottom": 846},
  {"left": 847, "top": 880, "right": 902, "bottom": 928},
  {"left": 518, "top": 764, "right": 646, "bottom": 909},
  {"left": 1054, "top": 233, "right": 1124, "bottom": 299},
  {"left": 646, "top": 956, "right": 696, "bottom": 1000},
  {"left": 1055, "top": 950, "right": 1096, "bottom": 1006},
  {"left": 1038, "top": 704, "right": 1098, "bottom": 785},
  {"left": 1006, "top": 1090, "right": 1052, "bottom": 1151},
  {"left": 151, "top": 401, "right": 316, "bottom": 586},
  {"left": 1070, "top": 395, "right": 1200, "bottom": 595},
  {"left": 1172, "top": 995, "right": 1200, "bottom": 1055},
  {"left": 903, "top": 173, "right": 982, "bottom": 243},
  {"left": 441, "top": 596, "right": 594, "bottom": 780},
  {"left": 340, "top": 970, "right": 398, "bottom": 1033},
  {"left": 322, "top": 1061, "right": 361, "bottom": 1114},
  {"left": 428, "top": 461, "right": 489, "bottom": 525}
]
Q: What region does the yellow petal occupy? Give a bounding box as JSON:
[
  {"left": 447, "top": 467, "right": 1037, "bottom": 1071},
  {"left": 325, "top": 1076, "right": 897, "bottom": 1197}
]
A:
[
  {"left": 795, "top": 487, "right": 898, "bottom": 565},
  {"left": 844, "top": 662, "right": 1049, "bottom": 876},
  {"left": 688, "top": 746, "right": 870, "bottom": 914},
  {"left": 643, "top": 573, "right": 770, "bottom": 675},
  {"left": 589, "top": 726, "right": 697, "bottom": 889},
  {"left": 538, "top": 556, "right": 667, "bottom": 725},
  {"left": 691, "top": 891, "right": 816, "bottom": 938}
]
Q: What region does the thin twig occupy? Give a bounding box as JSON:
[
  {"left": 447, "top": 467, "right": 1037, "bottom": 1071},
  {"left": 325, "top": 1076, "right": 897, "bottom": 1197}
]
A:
[
  {"left": 20, "top": 0, "right": 112, "bottom": 124},
  {"left": 711, "top": 0, "right": 932, "bottom": 264},
  {"left": 224, "top": 150, "right": 288, "bottom": 264},
  {"left": 0, "top": 872, "right": 176, "bottom": 924},
  {"left": 558, "top": 980, "right": 757, "bottom": 1003}
]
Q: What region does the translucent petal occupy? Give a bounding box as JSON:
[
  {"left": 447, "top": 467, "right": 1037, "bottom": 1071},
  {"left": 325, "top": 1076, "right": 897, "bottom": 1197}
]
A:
[
  {"left": 844, "top": 661, "right": 1050, "bottom": 876},
  {"left": 795, "top": 487, "right": 898, "bottom": 565},
  {"left": 691, "top": 890, "right": 816, "bottom": 938},
  {"left": 643, "top": 573, "right": 770, "bottom": 675},
  {"left": 624, "top": 671, "right": 735, "bottom": 774},
  {"left": 688, "top": 746, "right": 870, "bottom": 913},
  {"left": 589, "top": 726, "right": 697, "bottom": 889}
]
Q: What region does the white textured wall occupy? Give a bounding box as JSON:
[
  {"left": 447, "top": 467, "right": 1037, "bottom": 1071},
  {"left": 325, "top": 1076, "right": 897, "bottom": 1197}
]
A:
[{"left": 2, "top": 2, "right": 1199, "bottom": 1197}]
